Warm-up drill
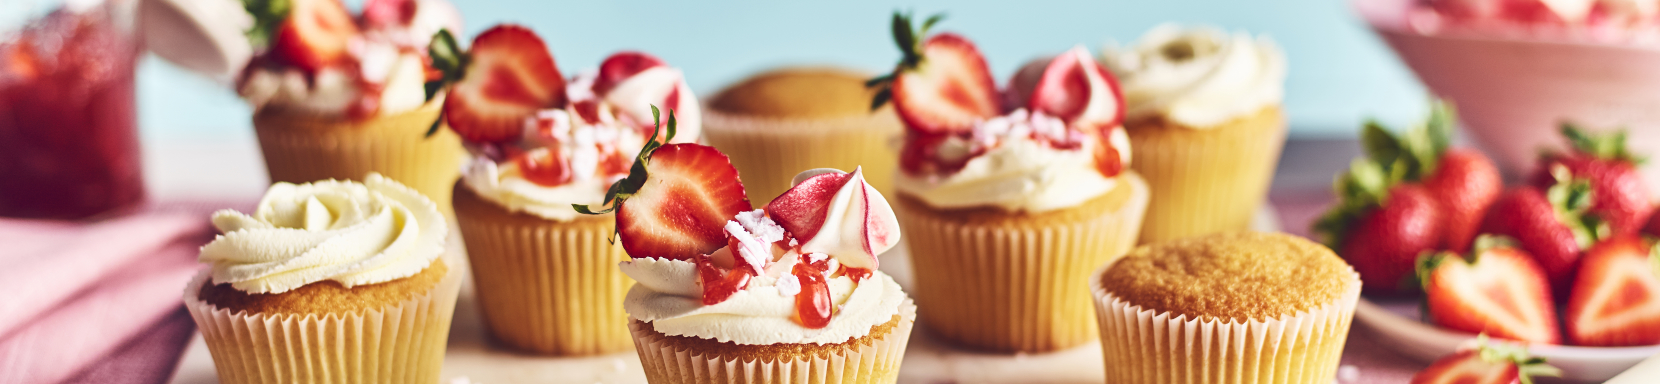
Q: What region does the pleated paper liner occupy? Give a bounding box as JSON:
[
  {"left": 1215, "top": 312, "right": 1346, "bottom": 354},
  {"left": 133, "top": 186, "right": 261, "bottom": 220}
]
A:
[
  {"left": 896, "top": 172, "right": 1150, "bottom": 352},
  {"left": 183, "top": 261, "right": 464, "bottom": 384},
  {"left": 252, "top": 97, "right": 466, "bottom": 217},
  {"left": 1126, "top": 106, "right": 1287, "bottom": 244},
  {"left": 630, "top": 300, "right": 917, "bottom": 384},
  {"left": 451, "top": 182, "right": 634, "bottom": 355},
  {"left": 1091, "top": 264, "right": 1361, "bottom": 383},
  {"left": 702, "top": 107, "right": 903, "bottom": 208}
]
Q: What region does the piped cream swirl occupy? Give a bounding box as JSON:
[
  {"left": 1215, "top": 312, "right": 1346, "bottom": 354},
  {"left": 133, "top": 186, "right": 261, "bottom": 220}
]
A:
[
  {"left": 1103, "top": 24, "right": 1286, "bottom": 128},
  {"left": 199, "top": 173, "right": 446, "bottom": 294},
  {"left": 620, "top": 257, "right": 907, "bottom": 345},
  {"left": 895, "top": 110, "right": 1132, "bottom": 213}
]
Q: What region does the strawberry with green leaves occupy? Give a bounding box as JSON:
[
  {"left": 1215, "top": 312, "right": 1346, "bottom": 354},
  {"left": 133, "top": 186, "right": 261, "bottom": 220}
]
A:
[
  {"left": 1479, "top": 166, "right": 1608, "bottom": 294},
  {"left": 1564, "top": 234, "right": 1660, "bottom": 346},
  {"left": 1417, "top": 236, "right": 1560, "bottom": 344},
  {"left": 423, "top": 25, "right": 567, "bottom": 142},
  {"left": 1409, "top": 336, "right": 1561, "bottom": 384},
  {"left": 1357, "top": 101, "right": 1501, "bottom": 252},
  {"left": 1531, "top": 125, "right": 1655, "bottom": 236}
]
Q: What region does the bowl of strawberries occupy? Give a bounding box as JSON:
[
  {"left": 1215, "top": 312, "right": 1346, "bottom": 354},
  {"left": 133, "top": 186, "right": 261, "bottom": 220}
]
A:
[{"left": 1318, "top": 102, "right": 1660, "bottom": 382}]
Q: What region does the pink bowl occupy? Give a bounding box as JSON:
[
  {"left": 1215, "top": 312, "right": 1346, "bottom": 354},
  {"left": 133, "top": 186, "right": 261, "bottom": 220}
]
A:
[{"left": 1357, "top": 0, "right": 1660, "bottom": 190}]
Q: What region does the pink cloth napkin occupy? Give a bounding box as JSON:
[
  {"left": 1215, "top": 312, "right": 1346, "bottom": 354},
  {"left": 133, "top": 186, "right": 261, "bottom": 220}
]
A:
[{"left": 0, "top": 212, "right": 213, "bottom": 384}]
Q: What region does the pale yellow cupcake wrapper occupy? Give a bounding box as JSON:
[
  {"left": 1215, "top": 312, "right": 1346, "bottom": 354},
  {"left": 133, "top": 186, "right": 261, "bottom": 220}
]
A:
[
  {"left": 1129, "top": 106, "right": 1287, "bottom": 244},
  {"left": 702, "top": 108, "right": 902, "bottom": 208},
  {"left": 629, "top": 300, "right": 917, "bottom": 384},
  {"left": 183, "top": 265, "right": 463, "bottom": 384},
  {"left": 453, "top": 184, "right": 634, "bottom": 355},
  {"left": 899, "top": 174, "right": 1150, "bottom": 352},
  {"left": 1090, "top": 263, "right": 1361, "bottom": 383},
  {"left": 253, "top": 98, "right": 466, "bottom": 214}
]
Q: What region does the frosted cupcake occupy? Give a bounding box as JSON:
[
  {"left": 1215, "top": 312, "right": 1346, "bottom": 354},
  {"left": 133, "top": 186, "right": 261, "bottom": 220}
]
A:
[
  {"left": 1092, "top": 232, "right": 1360, "bottom": 383},
  {"left": 239, "top": 0, "right": 467, "bottom": 211},
  {"left": 869, "top": 13, "right": 1149, "bottom": 352},
  {"left": 184, "top": 173, "right": 461, "bottom": 383},
  {"left": 426, "top": 25, "right": 701, "bottom": 355},
  {"left": 1101, "top": 24, "right": 1289, "bottom": 244},
  {"left": 575, "top": 119, "right": 914, "bottom": 382},
  {"left": 703, "top": 67, "right": 904, "bottom": 207}
]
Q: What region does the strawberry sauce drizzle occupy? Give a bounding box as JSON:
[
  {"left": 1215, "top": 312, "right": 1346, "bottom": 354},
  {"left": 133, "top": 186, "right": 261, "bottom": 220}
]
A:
[
  {"left": 694, "top": 254, "right": 753, "bottom": 305},
  {"left": 792, "top": 257, "right": 834, "bottom": 329},
  {"left": 843, "top": 267, "right": 874, "bottom": 284}
]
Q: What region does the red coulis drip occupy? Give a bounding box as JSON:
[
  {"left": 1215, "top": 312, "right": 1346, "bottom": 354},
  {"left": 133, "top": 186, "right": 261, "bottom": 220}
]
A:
[
  {"left": 792, "top": 257, "right": 834, "bottom": 329},
  {"left": 695, "top": 254, "right": 753, "bottom": 305},
  {"left": 843, "top": 267, "right": 874, "bottom": 283}
]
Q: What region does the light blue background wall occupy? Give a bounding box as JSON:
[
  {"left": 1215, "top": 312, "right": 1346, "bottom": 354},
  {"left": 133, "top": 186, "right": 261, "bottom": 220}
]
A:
[{"left": 137, "top": 0, "right": 1430, "bottom": 141}]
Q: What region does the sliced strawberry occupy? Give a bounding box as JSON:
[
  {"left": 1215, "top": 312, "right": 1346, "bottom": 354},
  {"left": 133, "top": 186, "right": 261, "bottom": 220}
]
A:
[
  {"left": 1565, "top": 235, "right": 1660, "bottom": 346},
  {"left": 1530, "top": 126, "right": 1653, "bottom": 236},
  {"left": 1409, "top": 340, "right": 1560, "bottom": 384},
  {"left": 1027, "top": 46, "right": 1123, "bottom": 131},
  {"left": 515, "top": 146, "right": 572, "bottom": 187},
  {"left": 614, "top": 143, "right": 752, "bottom": 259},
  {"left": 270, "top": 0, "right": 359, "bottom": 71},
  {"left": 1418, "top": 237, "right": 1561, "bottom": 344},
  {"left": 765, "top": 167, "right": 900, "bottom": 270},
  {"left": 591, "top": 51, "right": 666, "bottom": 96},
  {"left": 443, "top": 25, "right": 567, "bottom": 143},
  {"left": 889, "top": 33, "right": 999, "bottom": 134}
]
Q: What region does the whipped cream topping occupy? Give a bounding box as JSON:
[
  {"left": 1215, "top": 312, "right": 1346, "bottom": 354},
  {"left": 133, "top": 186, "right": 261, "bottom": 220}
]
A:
[
  {"left": 620, "top": 257, "right": 907, "bottom": 345},
  {"left": 460, "top": 60, "right": 700, "bottom": 221},
  {"left": 198, "top": 173, "right": 446, "bottom": 294},
  {"left": 1103, "top": 24, "right": 1286, "bottom": 128},
  {"left": 896, "top": 110, "right": 1132, "bottom": 213}
]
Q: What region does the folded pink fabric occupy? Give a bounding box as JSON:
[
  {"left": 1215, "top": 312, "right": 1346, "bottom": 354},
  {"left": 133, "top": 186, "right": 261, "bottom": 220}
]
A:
[{"left": 0, "top": 212, "right": 212, "bottom": 384}]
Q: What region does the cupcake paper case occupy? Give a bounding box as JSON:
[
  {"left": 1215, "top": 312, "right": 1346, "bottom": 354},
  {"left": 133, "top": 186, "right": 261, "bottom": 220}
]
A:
[
  {"left": 184, "top": 173, "right": 461, "bottom": 383},
  {"left": 1091, "top": 232, "right": 1361, "bottom": 383},
  {"left": 1103, "top": 24, "right": 1289, "bottom": 244},
  {"left": 428, "top": 25, "right": 704, "bottom": 355},
  {"left": 872, "top": 14, "right": 1148, "bottom": 352}
]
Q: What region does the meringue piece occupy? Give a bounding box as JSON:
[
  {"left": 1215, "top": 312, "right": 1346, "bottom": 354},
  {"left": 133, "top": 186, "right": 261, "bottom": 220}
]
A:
[
  {"left": 199, "top": 173, "right": 446, "bottom": 294},
  {"left": 604, "top": 66, "right": 703, "bottom": 142},
  {"left": 1104, "top": 24, "right": 1286, "bottom": 128},
  {"left": 766, "top": 167, "right": 901, "bottom": 270}
]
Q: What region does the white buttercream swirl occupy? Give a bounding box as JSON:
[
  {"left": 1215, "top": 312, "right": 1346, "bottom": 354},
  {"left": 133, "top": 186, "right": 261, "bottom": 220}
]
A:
[
  {"left": 198, "top": 173, "right": 446, "bottom": 294},
  {"left": 895, "top": 110, "right": 1131, "bottom": 213},
  {"left": 619, "top": 257, "right": 907, "bottom": 345},
  {"left": 1103, "top": 24, "right": 1286, "bottom": 128}
]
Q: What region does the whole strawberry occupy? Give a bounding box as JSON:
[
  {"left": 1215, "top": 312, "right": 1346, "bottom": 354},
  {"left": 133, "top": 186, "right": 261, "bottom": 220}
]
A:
[
  {"left": 1478, "top": 171, "right": 1605, "bottom": 294},
  {"left": 1531, "top": 125, "right": 1654, "bottom": 236},
  {"left": 1360, "top": 102, "right": 1501, "bottom": 252},
  {"left": 1314, "top": 159, "right": 1444, "bottom": 295}
]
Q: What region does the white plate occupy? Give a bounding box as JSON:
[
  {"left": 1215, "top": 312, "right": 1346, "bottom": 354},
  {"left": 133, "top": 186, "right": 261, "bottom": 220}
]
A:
[{"left": 1353, "top": 297, "right": 1660, "bottom": 382}]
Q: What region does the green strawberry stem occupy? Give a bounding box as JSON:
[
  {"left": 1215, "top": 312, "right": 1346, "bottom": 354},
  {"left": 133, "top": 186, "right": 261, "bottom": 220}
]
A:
[
  {"left": 1546, "top": 164, "right": 1609, "bottom": 249},
  {"left": 242, "top": 0, "right": 290, "bottom": 48},
  {"left": 573, "top": 105, "right": 677, "bottom": 216},
  {"left": 1471, "top": 335, "right": 1561, "bottom": 384},
  {"left": 423, "top": 28, "right": 468, "bottom": 138},
  {"left": 1561, "top": 124, "right": 1646, "bottom": 165},
  {"left": 867, "top": 11, "right": 946, "bottom": 111},
  {"left": 1314, "top": 99, "right": 1456, "bottom": 250}
]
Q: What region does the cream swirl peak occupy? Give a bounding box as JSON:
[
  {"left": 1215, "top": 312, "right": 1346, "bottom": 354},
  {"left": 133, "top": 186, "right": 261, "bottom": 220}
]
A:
[
  {"left": 199, "top": 173, "right": 446, "bottom": 294},
  {"left": 1103, "top": 24, "right": 1286, "bottom": 128}
]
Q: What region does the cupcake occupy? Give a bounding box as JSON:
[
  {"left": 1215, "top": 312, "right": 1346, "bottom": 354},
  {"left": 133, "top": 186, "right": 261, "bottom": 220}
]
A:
[
  {"left": 869, "top": 14, "right": 1149, "bottom": 352},
  {"left": 184, "top": 173, "right": 461, "bottom": 383},
  {"left": 426, "top": 25, "right": 703, "bottom": 355},
  {"left": 238, "top": 0, "right": 467, "bottom": 211},
  {"left": 1091, "top": 232, "right": 1361, "bottom": 383},
  {"left": 1100, "top": 24, "right": 1288, "bottom": 244},
  {"left": 703, "top": 67, "right": 905, "bottom": 207},
  {"left": 576, "top": 121, "right": 914, "bottom": 382}
]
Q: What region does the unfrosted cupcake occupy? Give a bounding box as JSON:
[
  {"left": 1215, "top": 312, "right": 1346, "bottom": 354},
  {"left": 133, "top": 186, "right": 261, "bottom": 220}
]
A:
[
  {"left": 869, "top": 14, "right": 1149, "bottom": 352},
  {"left": 1101, "top": 24, "right": 1288, "bottom": 244},
  {"left": 240, "top": 0, "right": 467, "bottom": 212},
  {"left": 184, "top": 173, "right": 461, "bottom": 383},
  {"left": 703, "top": 67, "right": 904, "bottom": 207},
  {"left": 429, "top": 25, "right": 702, "bottom": 355},
  {"left": 578, "top": 125, "right": 914, "bottom": 382},
  {"left": 1091, "top": 231, "right": 1360, "bottom": 383}
]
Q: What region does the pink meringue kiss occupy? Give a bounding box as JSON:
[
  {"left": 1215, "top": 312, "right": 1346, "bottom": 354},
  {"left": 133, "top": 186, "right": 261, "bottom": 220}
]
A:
[{"left": 765, "top": 167, "right": 901, "bottom": 270}]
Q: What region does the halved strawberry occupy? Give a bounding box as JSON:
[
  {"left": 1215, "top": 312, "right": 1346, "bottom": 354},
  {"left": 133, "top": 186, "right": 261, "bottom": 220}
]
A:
[
  {"left": 612, "top": 143, "right": 752, "bottom": 259},
  {"left": 765, "top": 167, "right": 900, "bottom": 270},
  {"left": 592, "top": 51, "right": 666, "bottom": 96},
  {"left": 1564, "top": 235, "right": 1660, "bottom": 346},
  {"left": 869, "top": 13, "right": 998, "bottom": 134},
  {"left": 1027, "top": 46, "right": 1123, "bottom": 131},
  {"left": 515, "top": 146, "right": 571, "bottom": 187},
  {"left": 1418, "top": 236, "right": 1561, "bottom": 344},
  {"left": 1409, "top": 337, "right": 1560, "bottom": 384},
  {"left": 270, "top": 0, "right": 359, "bottom": 71},
  {"left": 442, "top": 25, "right": 567, "bottom": 143},
  {"left": 1530, "top": 125, "right": 1653, "bottom": 237}
]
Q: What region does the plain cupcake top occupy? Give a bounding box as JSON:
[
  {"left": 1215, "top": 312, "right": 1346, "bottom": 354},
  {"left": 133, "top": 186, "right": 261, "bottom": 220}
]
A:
[
  {"left": 708, "top": 67, "right": 879, "bottom": 119},
  {"left": 1099, "top": 231, "right": 1357, "bottom": 322}
]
